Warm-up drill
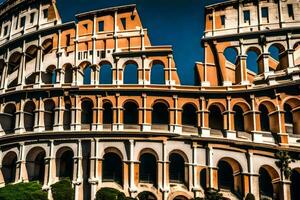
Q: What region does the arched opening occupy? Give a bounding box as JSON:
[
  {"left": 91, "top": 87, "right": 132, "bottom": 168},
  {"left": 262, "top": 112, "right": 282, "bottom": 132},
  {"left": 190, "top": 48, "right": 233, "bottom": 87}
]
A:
[
  {"left": 56, "top": 148, "right": 74, "bottom": 180},
  {"left": 102, "top": 152, "right": 123, "bottom": 185},
  {"left": 259, "top": 166, "right": 279, "bottom": 200},
  {"left": 152, "top": 102, "right": 169, "bottom": 130},
  {"left": 294, "top": 42, "right": 300, "bottom": 66},
  {"left": 81, "top": 100, "right": 93, "bottom": 130},
  {"left": 44, "top": 99, "right": 55, "bottom": 131},
  {"left": 284, "top": 103, "right": 293, "bottom": 134},
  {"left": 25, "top": 46, "right": 38, "bottom": 85},
  {"left": 103, "top": 102, "right": 113, "bottom": 129},
  {"left": 291, "top": 169, "right": 300, "bottom": 200},
  {"left": 83, "top": 65, "right": 92, "bottom": 85},
  {"left": 42, "top": 39, "right": 53, "bottom": 56},
  {"left": 26, "top": 147, "right": 46, "bottom": 183},
  {"left": 200, "top": 168, "right": 207, "bottom": 190},
  {"left": 63, "top": 102, "right": 71, "bottom": 130},
  {"left": 0, "top": 104, "right": 16, "bottom": 134},
  {"left": 246, "top": 49, "right": 259, "bottom": 74},
  {"left": 218, "top": 160, "right": 234, "bottom": 191},
  {"left": 209, "top": 105, "right": 223, "bottom": 130},
  {"left": 124, "top": 62, "right": 138, "bottom": 84},
  {"left": 169, "top": 153, "right": 185, "bottom": 184},
  {"left": 2, "top": 152, "right": 17, "bottom": 184},
  {"left": 224, "top": 47, "right": 238, "bottom": 64},
  {"left": 268, "top": 43, "right": 285, "bottom": 70},
  {"left": 99, "top": 63, "right": 112, "bottom": 84},
  {"left": 259, "top": 104, "right": 270, "bottom": 132},
  {"left": 139, "top": 153, "right": 157, "bottom": 185},
  {"left": 42, "top": 65, "right": 56, "bottom": 84},
  {"left": 150, "top": 61, "right": 165, "bottom": 84},
  {"left": 284, "top": 99, "right": 300, "bottom": 135},
  {"left": 233, "top": 105, "right": 244, "bottom": 132},
  {"left": 7, "top": 52, "right": 22, "bottom": 88},
  {"left": 173, "top": 196, "right": 189, "bottom": 200},
  {"left": 137, "top": 191, "right": 157, "bottom": 200},
  {"left": 64, "top": 64, "right": 73, "bottom": 84},
  {"left": 24, "top": 101, "right": 35, "bottom": 132},
  {"left": 182, "top": 103, "right": 197, "bottom": 127},
  {"left": 123, "top": 101, "right": 139, "bottom": 128}
]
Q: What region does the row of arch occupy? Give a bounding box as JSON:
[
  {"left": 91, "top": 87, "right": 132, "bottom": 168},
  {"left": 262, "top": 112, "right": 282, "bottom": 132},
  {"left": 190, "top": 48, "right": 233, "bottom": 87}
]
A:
[
  {"left": 2, "top": 146, "right": 300, "bottom": 200},
  {"left": 224, "top": 42, "right": 300, "bottom": 74},
  {"left": 1, "top": 96, "right": 299, "bottom": 135}
]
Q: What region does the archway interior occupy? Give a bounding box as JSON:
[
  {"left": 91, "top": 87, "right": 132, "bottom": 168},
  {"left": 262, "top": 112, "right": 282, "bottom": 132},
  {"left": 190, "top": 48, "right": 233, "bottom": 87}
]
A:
[
  {"left": 26, "top": 149, "right": 46, "bottom": 183},
  {"left": 152, "top": 102, "right": 169, "bottom": 125},
  {"left": 58, "top": 149, "right": 74, "bottom": 180},
  {"left": 218, "top": 160, "right": 234, "bottom": 191},
  {"left": 102, "top": 152, "right": 123, "bottom": 185},
  {"left": 259, "top": 167, "right": 273, "bottom": 199},
  {"left": 139, "top": 153, "right": 157, "bottom": 185},
  {"left": 169, "top": 153, "right": 185, "bottom": 184},
  {"left": 291, "top": 169, "right": 300, "bottom": 200},
  {"left": 2, "top": 152, "right": 17, "bottom": 184},
  {"left": 123, "top": 102, "right": 138, "bottom": 125},
  {"left": 209, "top": 105, "right": 223, "bottom": 130},
  {"left": 182, "top": 104, "right": 197, "bottom": 127}
]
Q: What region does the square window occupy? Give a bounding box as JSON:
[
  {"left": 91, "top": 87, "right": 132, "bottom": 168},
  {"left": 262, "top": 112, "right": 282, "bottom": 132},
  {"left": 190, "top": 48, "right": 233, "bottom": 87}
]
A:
[
  {"left": 20, "top": 16, "right": 26, "bottom": 28},
  {"left": 261, "top": 7, "right": 269, "bottom": 20},
  {"left": 121, "top": 17, "right": 126, "bottom": 29},
  {"left": 66, "top": 34, "right": 71, "bottom": 46},
  {"left": 98, "top": 21, "right": 104, "bottom": 32},
  {"left": 30, "top": 13, "right": 35, "bottom": 23},
  {"left": 43, "top": 9, "right": 48, "bottom": 19},
  {"left": 288, "top": 4, "right": 294, "bottom": 19},
  {"left": 243, "top": 10, "right": 250, "bottom": 24},
  {"left": 220, "top": 15, "right": 225, "bottom": 26}
]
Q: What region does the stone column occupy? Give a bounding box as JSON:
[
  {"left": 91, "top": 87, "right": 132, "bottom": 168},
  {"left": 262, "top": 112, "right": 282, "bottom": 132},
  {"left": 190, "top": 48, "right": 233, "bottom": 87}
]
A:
[
  {"left": 34, "top": 97, "right": 45, "bottom": 132},
  {"left": 224, "top": 96, "right": 236, "bottom": 139},
  {"left": 250, "top": 95, "right": 263, "bottom": 142},
  {"left": 17, "top": 42, "right": 26, "bottom": 87},
  {"left": 207, "top": 146, "right": 217, "bottom": 189},
  {"left": 71, "top": 95, "right": 81, "bottom": 131},
  {"left": 15, "top": 100, "right": 25, "bottom": 134},
  {"left": 166, "top": 54, "right": 174, "bottom": 86},
  {"left": 170, "top": 95, "right": 181, "bottom": 133},
  {"left": 247, "top": 151, "right": 259, "bottom": 199},
  {"left": 1, "top": 61, "right": 8, "bottom": 90},
  {"left": 73, "top": 140, "right": 83, "bottom": 200},
  {"left": 0, "top": 150, "right": 5, "bottom": 187},
  {"left": 93, "top": 96, "right": 103, "bottom": 131},
  {"left": 161, "top": 141, "right": 169, "bottom": 200},
  {"left": 89, "top": 138, "right": 99, "bottom": 200},
  {"left": 54, "top": 96, "right": 64, "bottom": 131},
  {"left": 199, "top": 97, "right": 210, "bottom": 137},
  {"left": 112, "top": 57, "right": 119, "bottom": 85},
  {"left": 16, "top": 143, "right": 27, "bottom": 182},
  {"left": 129, "top": 140, "right": 137, "bottom": 195},
  {"left": 112, "top": 93, "right": 122, "bottom": 131},
  {"left": 192, "top": 143, "right": 200, "bottom": 191},
  {"left": 44, "top": 140, "right": 55, "bottom": 199},
  {"left": 141, "top": 93, "right": 151, "bottom": 131}
]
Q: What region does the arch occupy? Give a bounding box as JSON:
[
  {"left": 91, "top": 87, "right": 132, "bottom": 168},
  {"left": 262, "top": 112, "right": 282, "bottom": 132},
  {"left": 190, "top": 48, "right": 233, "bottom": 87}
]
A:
[
  {"left": 1, "top": 151, "right": 17, "bottom": 184},
  {"left": 259, "top": 165, "right": 280, "bottom": 200},
  {"left": 283, "top": 98, "right": 300, "bottom": 135},
  {"left": 123, "top": 101, "right": 139, "bottom": 125},
  {"left": 182, "top": 103, "right": 197, "bottom": 127},
  {"left": 150, "top": 60, "right": 165, "bottom": 85},
  {"left": 56, "top": 147, "right": 74, "bottom": 180},
  {"left": 102, "top": 152, "right": 123, "bottom": 185},
  {"left": 63, "top": 64, "right": 73, "bottom": 84},
  {"left": 123, "top": 61, "right": 138, "bottom": 84},
  {"left": 217, "top": 157, "right": 243, "bottom": 195},
  {"left": 42, "top": 65, "right": 56, "bottom": 84},
  {"left": 137, "top": 191, "right": 157, "bottom": 200},
  {"left": 24, "top": 101, "right": 35, "bottom": 132},
  {"left": 152, "top": 101, "right": 169, "bottom": 127},
  {"left": 246, "top": 47, "right": 261, "bottom": 74},
  {"left": 26, "top": 147, "right": 46, "bottom": 183},
  {"left": 291, "top": 168, "right": 300, "bottom": 200},
  {"left": 7, "top": 52, "right": 22, "bottom": 88},
  {"left": 25, "top": 45, "right": 38, "bottom": 63},
  {"left": 268, "top": 43, "right": 285, "bottom": 61},
  {"left": 169, "top": 152, "right": 186, "bottom": 184},
  {"left": 63, "top": 101, "right": 71, "bottom": 130},
  {"left": 99, "top": 62, "right": 112, "bottom": 84},
  {"left": 209, "top": 104, "right": 223, "bottom": 130},
  {"left": 139, "top": 153, "right": 157, "bottom": 185},
  {"left": 42, "top": 38, "right": 53, "bottom": 55},
  {"left": 173, "top": 196, "right": 189, "bottom": 200},
  {"left": 44, "top": 99, "right": 55, "bottom": 131},
  {"left": 259, "top": 104, "right": 271, "bottom": 132},
  {"left": 0, "top": 103, "right": 16, "bottom": 134},
  {"left": 81, "top": 99, "right": 93, "bottom": 129},
  {"left": 103, "top": 101, "right": 113, "bottom": 126},
  {"left": 83, "top": 65, "right": 92, "bottom": 85},
  {"left": 224, "top": 47, "right": 238, "bottom": 64},
  {"left": 233, "top": 104, "right": 244, "bottom": 132}
]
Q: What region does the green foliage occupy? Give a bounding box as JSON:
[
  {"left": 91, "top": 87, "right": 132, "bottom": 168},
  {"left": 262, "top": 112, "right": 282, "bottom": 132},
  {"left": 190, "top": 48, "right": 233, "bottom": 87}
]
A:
[
  {"left": 245, "top": 193, "right": 255, "bottom": 200},
  {"left": 204, "top": 188, "right": 223, "bottom": 200},
  {"left": 0, "top": 181, "right": 47, "bottom": 200},
  {"left": 51, "top": 178, "right": 74, "bottom": 200},
  {"left": 275, "top": 150, "right": 295, "bottom": 179},
  {"left": 96, "top": 188, "right": 126, "bottom": 200}
]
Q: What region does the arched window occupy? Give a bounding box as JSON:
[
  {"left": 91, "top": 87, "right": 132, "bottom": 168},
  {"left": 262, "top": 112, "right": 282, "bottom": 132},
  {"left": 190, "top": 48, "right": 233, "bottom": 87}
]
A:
[
  {"left": 123, "top": 101, "right": 138, "bottom": 125},
  {"left": 1, "top": 152, "right": 17, "bottom": 184},
  {"left": 64, "top": 64, "right": 73, "bottom": 84},
  {"left": 26, "top": 148, "right": 46, "bottom": 183},
  {"left": 124, "top": 63, "right": 138, "bottom": 84},
  {"left": 24, "top": 101, "right": 35, "bottom": 132},
  {"left": 291, "top": 169, "right": 300, "bottom": 200},
  {"left": 57, "top": 149, "right": 74, "bottom": 179},
  {"left": 182, "top": 104, "right": 197, "bottom": 127},
  {"left": 99, "top": 63, "right": 112, "bottom": 84},
  {"left": 81, "top": 100, "right": 93, "bottom": 129},
  {"left": 259, "top": 168, "right": 273, "bottom": 199},
  {"left": 224, "top": 47, "right": 238, "bottom": 64},
  {"left": 233, "top": 105, "right": 244, "bottom": 131},
  {"left": 259, "top": 104, "right": 270, "bottom": 132},
  {"left": 218, "top": 160, "right": 234, "bottom": 191},
  {"left": 102, "top": 152, "right": 123, "bottom": 185},
  {"left": 152, "top": 102, "right": 169, "bottom": 126},
  {"left": 209, "top": 105, "right": 223, "bottom": 130},
  {"left": 43, "top": 65, "right": 56, "bottom": 84},
  {"left": 44, "top": 100, "right": 55, "bottom": 131},
  {"left": 139, "top": 153, "right": 157, "bottom": 185},
  {"left": 246, "top": 50, "right": 259, "bottom": 74},
  {"left": 268, "top": 44, "right": 285, "bottom": 70},
  {"left": 1, "top": 104, "right": 16, "bottom": 134},
  {"left": 83, "top": 66, "right": 92, "bottom": 85},
  {"left": 169, "top": 153, "right": 185, "bottom": 184},
  {"left": 7, "top": 52, "right": 22, "bottom": 88},
  {"left": 63, "top": 102, "right": 71, "bottom": 130},
  {"left": 103, "top": 102, "right": 113, "bottom": 127},
  {"left": 150, "top": 61, "right": 165, "bottom": 84}
]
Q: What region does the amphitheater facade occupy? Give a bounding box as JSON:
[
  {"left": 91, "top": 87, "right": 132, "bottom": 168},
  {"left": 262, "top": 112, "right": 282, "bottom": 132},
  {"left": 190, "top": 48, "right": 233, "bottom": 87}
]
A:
[{"left": 0, "top": 0, "right": 300, "bottom": 200}]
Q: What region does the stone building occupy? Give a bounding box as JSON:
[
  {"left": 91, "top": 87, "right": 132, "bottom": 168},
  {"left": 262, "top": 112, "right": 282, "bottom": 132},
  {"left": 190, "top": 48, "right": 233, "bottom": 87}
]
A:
[{"left": 0, "top": 0, "right": 299, "bottom": 199}]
